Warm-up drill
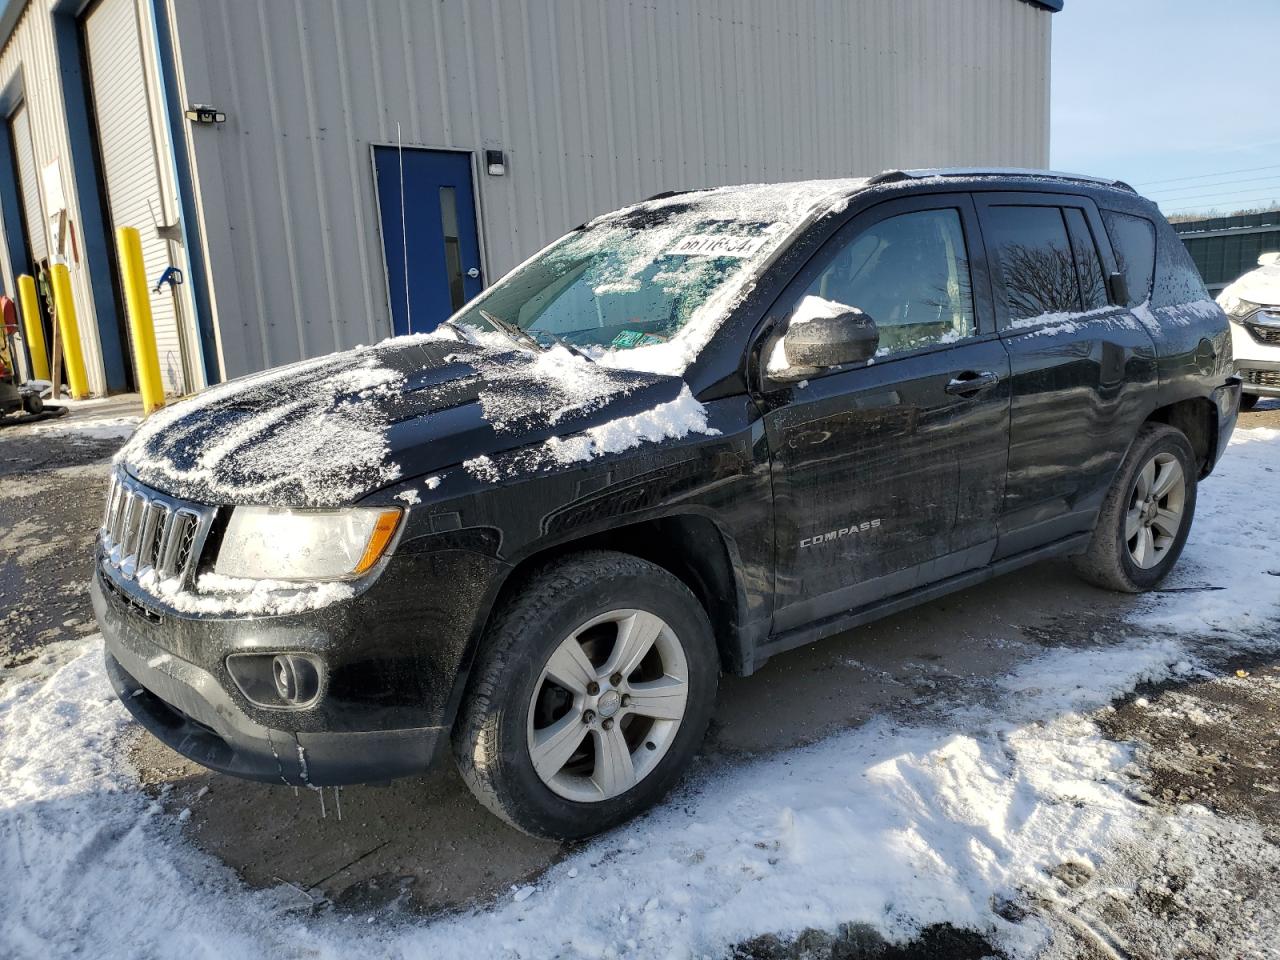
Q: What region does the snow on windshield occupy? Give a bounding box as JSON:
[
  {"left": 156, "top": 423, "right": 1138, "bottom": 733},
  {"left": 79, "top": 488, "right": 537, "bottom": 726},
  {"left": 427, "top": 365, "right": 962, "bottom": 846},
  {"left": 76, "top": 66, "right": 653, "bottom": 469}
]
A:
[{"left": 459, "top": 179, "right": 867, "bottom": 376}]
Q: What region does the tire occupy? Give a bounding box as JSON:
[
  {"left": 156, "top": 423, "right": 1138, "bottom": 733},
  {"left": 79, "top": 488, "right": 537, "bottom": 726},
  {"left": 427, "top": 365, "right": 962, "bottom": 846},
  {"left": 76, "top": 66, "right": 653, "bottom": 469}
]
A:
[
  {"left": 22, "top": 393, "right": 43, "bottom": 415},
  {"left": 453, "top": 550, "right": 719, "bottom": 840},
  {"left": 1239, "top": 392, "right": 1259, "bottom": 412},
  {"left": 1072, "top": 423, "right": 1198, "bottom": 593}
]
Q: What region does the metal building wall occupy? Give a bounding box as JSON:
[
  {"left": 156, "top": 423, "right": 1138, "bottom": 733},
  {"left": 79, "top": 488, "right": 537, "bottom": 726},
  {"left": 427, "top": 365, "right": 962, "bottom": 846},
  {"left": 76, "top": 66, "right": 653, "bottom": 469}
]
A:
[
  {"left": 0, "top": 0, "right": 112, "bottom": 394},
  {"left": 166, "top": 0, "right": 1052, "bottom": 380}
]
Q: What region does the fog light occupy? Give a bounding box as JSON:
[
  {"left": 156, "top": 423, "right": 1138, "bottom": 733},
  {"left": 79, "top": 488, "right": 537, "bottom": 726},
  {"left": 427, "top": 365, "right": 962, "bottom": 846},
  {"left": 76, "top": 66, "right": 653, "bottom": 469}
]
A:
[
  {"left": 272, "top": 654, "right": 320, "bottom": 705},
  {"left": 227, "top": 652, "right": 323, "bottom": 708}
]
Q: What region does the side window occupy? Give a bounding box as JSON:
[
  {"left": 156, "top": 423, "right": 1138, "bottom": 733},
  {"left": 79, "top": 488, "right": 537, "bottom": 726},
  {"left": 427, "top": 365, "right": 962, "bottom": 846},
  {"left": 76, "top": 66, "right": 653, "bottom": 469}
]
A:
[
  {"left": 1064, "top": 208, "right": 1108, "bottom": 310},
  {"left": 1101, "top": 210, "right": 1156, "bottom": 306},
  {"left": 983, "top": 205, "right": 1081, "bottom": 323},
  {"left": 795, "top": 208, "right": 975, "bottom": 357}
]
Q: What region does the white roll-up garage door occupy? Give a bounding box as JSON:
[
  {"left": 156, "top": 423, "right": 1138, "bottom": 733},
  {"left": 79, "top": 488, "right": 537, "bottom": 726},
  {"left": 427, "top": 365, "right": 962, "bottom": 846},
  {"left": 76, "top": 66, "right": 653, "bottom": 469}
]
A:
[
  {"left": 9, "top": 103, "right": 47, "bottom": 265},
  {"left": 84, "top": 0, "right": 188, "bottom": 394}
]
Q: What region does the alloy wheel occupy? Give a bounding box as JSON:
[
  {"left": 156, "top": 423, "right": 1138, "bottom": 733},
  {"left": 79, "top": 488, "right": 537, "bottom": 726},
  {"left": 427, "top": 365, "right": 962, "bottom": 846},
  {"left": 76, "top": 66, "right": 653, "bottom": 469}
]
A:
[
  {"left": 527, "top": 609, "right": 689, "bottom": 803},
  {"left": 1125, "top": 451, "right": 1186, "bottom": 569}
]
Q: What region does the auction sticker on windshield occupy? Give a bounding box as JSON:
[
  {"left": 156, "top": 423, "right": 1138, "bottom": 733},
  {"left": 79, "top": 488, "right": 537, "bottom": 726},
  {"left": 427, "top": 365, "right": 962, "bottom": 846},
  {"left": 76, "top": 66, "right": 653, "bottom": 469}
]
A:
[{"left": 666, "top": 233, "right": 770, "bottom": 258}]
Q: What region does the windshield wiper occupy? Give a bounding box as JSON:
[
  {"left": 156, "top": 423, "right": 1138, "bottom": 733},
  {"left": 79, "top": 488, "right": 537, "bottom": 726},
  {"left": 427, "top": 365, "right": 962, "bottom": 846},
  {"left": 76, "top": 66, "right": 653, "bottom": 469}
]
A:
[
  {"left": 479, "top": 308, "right": 544, "bottom": 354},
  {"left": 540, "top": 331, "right": 596, "bottom": 363}
]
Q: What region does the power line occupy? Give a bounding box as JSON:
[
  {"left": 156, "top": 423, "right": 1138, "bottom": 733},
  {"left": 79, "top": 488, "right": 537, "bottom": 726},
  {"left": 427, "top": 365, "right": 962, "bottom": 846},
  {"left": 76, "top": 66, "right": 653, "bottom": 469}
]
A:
[
  {"left": 1134, "top": 164, "right": 1280, "bottom": 188},
  {"left": 1146, "top": 174, "right": 1280, "bottom": 198},
  {"left": 1163, "top": 194, "right": 1280, "bottom": 214},
  {"left": 1154, "top": 183, "right": 1280, "bottom": 206}
]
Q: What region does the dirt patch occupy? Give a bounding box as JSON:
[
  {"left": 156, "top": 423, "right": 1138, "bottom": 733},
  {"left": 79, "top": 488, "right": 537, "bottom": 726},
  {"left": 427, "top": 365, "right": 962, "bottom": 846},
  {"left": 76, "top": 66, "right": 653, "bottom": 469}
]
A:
[
  {"left": 730, "top": 922, "right": 1004, "bottom": 960},
  {"left": 1031, "top": 651, "right": 1280, "bottom": 960}
]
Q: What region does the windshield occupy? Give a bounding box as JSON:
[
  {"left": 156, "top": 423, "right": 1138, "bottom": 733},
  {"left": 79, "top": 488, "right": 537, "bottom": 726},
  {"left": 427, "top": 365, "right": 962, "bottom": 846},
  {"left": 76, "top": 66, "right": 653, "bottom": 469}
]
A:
[{"left": 450, "top": 180, "right": 866, "bottom": 373}]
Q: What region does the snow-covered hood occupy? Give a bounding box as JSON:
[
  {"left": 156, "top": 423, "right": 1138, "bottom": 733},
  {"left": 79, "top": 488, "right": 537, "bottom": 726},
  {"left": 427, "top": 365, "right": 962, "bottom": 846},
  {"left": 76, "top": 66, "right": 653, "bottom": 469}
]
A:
[
  {"left": 1219, "top": 262, "right": 1280, "bottom": 311},
  {"left": 117, "top": 335, "right": 684, "bottom": 508}
]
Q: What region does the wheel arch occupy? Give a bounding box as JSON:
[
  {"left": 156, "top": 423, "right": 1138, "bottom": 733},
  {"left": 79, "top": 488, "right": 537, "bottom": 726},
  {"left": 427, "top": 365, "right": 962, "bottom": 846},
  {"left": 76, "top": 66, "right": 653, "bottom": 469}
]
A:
[
  {"left": 481, "top": 513, "right": 751, "bottom": 680},
  {"left": 1144, "top": 396, "right": 1218, "bottom": 477}
]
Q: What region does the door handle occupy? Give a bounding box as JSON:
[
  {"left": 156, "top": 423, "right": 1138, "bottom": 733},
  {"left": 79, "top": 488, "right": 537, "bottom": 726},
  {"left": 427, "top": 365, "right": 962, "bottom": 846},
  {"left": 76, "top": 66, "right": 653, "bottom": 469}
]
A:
[
  {"left": 466, "top": 267, "right": 481, "bottom": 279},
  {"left": 944, "top": 370, "right": 1000, "bottom": 396}
]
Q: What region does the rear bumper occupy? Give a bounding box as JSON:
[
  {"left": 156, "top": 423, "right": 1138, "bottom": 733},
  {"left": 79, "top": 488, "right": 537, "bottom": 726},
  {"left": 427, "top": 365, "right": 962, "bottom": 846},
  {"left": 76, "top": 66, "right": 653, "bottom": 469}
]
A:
[{"left": 95, "top": 573, "right": 446, "bottom": 786}]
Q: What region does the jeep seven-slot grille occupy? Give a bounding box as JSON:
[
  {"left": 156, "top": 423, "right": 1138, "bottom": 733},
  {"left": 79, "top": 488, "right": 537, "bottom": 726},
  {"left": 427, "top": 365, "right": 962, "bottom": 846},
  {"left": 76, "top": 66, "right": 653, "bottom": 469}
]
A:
[{"left": 100, "top": 470, "right": 215, "bottom": 587}]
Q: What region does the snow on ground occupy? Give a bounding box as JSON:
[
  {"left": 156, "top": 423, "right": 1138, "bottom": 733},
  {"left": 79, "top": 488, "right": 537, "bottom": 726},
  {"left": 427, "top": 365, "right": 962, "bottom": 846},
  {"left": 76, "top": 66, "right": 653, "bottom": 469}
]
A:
[
  {"left": 2, "top": 428, "right": 1278, "bottom": 959},
  {"left": 16, "top": 413, "right": 139, "bottom": 441}
]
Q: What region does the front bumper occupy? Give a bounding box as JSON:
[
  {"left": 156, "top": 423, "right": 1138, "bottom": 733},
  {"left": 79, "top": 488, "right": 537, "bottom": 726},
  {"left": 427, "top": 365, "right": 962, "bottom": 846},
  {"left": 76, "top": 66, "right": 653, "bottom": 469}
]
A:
[
  {"left": 96, "top": 573, "right": 446, "bottom": 785},
  {"left": 1237, "top": 359, "right": 1280, "bottom": 397},
  {"left": 1230, "top": 318, "right": 1280, "bottom": 396}
]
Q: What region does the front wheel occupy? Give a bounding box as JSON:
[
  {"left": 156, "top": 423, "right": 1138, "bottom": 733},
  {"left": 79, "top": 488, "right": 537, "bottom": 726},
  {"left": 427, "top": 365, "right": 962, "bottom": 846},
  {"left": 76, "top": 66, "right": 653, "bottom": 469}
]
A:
[
  {"left": 1072, "top": 423, "right": 1198, "bottom": 593},
  {"left": 453, "top": 551, "right": 719, "bottom": 840}
]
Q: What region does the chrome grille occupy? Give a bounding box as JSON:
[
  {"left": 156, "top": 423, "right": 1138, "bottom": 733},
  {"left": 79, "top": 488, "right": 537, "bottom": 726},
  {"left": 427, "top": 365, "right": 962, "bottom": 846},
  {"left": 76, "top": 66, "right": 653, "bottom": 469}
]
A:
[
  {"left": 1243, "top": 369, "right": 1280, "bottom": 388},
  {"left": 1247, "top": 321, "right": 1280, "bottom": 346},
  {"left": 100, "top": 470, "right": 216, "bottom": 587}
]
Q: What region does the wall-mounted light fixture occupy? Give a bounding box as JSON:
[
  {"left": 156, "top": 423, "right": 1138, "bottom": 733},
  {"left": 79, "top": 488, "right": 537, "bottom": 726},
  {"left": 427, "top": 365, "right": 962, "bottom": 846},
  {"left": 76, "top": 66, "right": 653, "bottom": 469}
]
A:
[
  {"left": 184, "top": 104, "right": 226, "bottom": 124},
  {"left": 486, "top": 149, "right": 506, "bottom": 176}
]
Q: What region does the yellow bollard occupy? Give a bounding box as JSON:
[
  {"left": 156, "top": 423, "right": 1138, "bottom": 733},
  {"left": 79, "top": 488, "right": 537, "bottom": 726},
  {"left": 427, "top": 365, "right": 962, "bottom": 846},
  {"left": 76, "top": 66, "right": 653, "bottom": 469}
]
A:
[
  {"left": 115, "top": 226, "right": 164, "bottom": 414},
  {"left": 16, "top": 274, "right": 49, "bottom": 382},
  {"left": 49, "top": 261, "right": 90, "bottom": 400}
]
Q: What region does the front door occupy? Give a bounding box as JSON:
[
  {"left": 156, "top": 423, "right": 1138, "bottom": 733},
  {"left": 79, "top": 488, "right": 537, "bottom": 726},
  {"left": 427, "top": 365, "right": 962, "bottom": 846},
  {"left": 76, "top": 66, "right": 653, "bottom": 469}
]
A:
[
  {"left": 759, "top": 194, "right": 1010, "bottom": 635},
  {"left": 373, "top": 147, "right": 484, "bottom": 336}
]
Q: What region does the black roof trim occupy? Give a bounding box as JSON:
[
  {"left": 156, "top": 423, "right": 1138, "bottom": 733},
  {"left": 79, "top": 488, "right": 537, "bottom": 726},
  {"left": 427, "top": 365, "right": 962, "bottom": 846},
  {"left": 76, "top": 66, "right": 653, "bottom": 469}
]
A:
[
  {"left": 1021, "top": 0, "right": 1063, "bottom": 11},
  {"left": 867, "top": 167, "right": 1135, "bottom": 194}
]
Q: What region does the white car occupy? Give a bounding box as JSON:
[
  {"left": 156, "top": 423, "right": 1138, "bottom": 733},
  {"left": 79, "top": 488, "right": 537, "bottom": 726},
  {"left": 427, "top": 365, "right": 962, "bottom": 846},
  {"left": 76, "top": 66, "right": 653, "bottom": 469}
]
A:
[{"left": 1219, "top": 252, "right": 1280, "bottom": 411}]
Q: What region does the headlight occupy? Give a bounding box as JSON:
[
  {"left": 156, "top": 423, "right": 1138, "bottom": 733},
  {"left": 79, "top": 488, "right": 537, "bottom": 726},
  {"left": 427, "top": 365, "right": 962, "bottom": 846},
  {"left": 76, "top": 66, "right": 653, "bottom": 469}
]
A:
[
  {"left": 1220, "top": 294, "right": 1262, "bottom": 320},
  {"left": 214, "top": 506, "right": 402, "bottom": 581}
]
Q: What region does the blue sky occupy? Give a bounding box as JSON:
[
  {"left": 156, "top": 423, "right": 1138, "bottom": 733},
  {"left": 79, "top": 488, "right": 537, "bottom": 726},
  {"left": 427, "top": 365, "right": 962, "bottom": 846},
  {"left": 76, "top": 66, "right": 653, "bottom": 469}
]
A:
[{"left": 1051, "top": 0, "right": 1280, "bottom": 217}]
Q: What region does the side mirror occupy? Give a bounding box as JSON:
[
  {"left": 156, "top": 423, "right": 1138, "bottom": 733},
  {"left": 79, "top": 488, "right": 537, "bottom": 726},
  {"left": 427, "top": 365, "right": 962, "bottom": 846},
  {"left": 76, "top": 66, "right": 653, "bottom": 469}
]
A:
[{"left": 780, "top": 300, "right": 879, "bottom": 372}]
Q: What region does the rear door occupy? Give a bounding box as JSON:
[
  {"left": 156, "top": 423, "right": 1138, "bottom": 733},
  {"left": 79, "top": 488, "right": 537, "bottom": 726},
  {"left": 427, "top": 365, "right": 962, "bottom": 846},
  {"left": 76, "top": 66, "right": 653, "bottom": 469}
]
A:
[
  {"left": 975, "top": 192, "right": 1158, "bottom": 557},
  {"left": 758, "top": 193, "right": 1010, "bottom": 634}
]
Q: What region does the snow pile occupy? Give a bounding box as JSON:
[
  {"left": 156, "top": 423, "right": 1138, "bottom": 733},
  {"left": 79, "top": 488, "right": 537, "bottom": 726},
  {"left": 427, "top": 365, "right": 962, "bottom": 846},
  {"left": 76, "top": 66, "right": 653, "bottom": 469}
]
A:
[
  {"left": 136, "top": 569, "right": 356, "bottom": 618},
  {"left": 540, "top": 385, "right": 717, "bottom": 466},
  {"left": 2, "top": 429, "right": 1277, "bottom": 959},
  {"left": 16, "top": 414, "right": 140, "bottom": 441}
]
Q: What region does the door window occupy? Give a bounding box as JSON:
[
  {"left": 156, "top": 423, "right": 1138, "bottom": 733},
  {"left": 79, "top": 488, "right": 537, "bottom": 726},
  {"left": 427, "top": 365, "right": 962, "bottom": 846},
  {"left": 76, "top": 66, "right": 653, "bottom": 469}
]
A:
[
  {"left": 1064, "top": 208, "right": 1108, "bottom": 310},
  {"left": 795, "top": 208, "right": 976, "bottom": 357},
  {"left": 983, "top": 206, "right": 1083, "bottom": 322}
]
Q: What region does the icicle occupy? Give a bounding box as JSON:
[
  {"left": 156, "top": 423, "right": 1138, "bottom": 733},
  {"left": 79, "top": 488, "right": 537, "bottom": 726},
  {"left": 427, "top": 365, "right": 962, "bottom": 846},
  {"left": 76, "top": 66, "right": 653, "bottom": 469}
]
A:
[
  {"left": 334, "top": 786, "right": 343, "bottom": 822},
  {"left": 319, "top": 788, "right": 326, "bottom": 819}
]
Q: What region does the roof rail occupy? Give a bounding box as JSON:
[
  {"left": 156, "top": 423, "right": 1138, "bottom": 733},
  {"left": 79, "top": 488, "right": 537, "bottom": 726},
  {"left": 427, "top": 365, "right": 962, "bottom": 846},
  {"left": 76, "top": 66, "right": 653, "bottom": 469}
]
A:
[{"left": 867, "top": 168, "right": 1137, "bottom": 193}]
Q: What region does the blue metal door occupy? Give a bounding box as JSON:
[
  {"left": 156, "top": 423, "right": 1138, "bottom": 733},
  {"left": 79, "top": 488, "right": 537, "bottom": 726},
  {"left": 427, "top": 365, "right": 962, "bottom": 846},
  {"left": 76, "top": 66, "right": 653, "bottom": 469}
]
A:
[{"left": 373, "top": 147, "right": 484, "bottom": 336}]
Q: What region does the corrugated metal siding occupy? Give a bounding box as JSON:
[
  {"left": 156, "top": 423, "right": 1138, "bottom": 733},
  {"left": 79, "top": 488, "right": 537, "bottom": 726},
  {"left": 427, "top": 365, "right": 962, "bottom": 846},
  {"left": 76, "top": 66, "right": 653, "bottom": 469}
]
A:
[
  {"left": 9, "top": 101, "right": 46, "bottom": 262},
  {"left": 85, "top": 0, "right": 187, "bottom": 394},
  {"left": 0, "top": 0, "right": 111, "bottom": 394},
  {"left": 167, "top": 0, "right": 1052, "bottom": 378}
]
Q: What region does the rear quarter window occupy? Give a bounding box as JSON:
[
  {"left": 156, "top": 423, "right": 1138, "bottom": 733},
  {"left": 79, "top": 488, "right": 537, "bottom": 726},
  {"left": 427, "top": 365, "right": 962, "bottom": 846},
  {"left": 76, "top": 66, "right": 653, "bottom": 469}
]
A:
[
  {"left": 1101, "top": 210, "right": 1156, "bottom": 306},
  {"left": 1147, "top": 217, "right": 1211, "bottom": 309}
]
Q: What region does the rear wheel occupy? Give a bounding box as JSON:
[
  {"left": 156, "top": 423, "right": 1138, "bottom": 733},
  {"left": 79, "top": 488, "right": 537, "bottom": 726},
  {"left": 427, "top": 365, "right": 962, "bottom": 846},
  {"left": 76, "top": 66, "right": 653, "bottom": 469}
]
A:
[
  {"left": 21, "top": 393, "right": 43, "bottom": 415},
  {"left": 453, "top": 551, "right": 718, "bottom": 840},
  {"left": 1072, "top": 423, "right": 1198, "bottom": 593},
  {"left": 1239, "top": 392, "right": 1259, "bottom": 412}
]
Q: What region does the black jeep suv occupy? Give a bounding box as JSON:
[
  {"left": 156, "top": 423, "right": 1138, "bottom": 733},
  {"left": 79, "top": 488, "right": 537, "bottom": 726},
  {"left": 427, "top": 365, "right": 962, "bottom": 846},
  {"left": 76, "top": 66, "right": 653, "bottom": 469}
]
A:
[{"left": 95, "top": 170, "right": 1240, "bottom": 839}]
